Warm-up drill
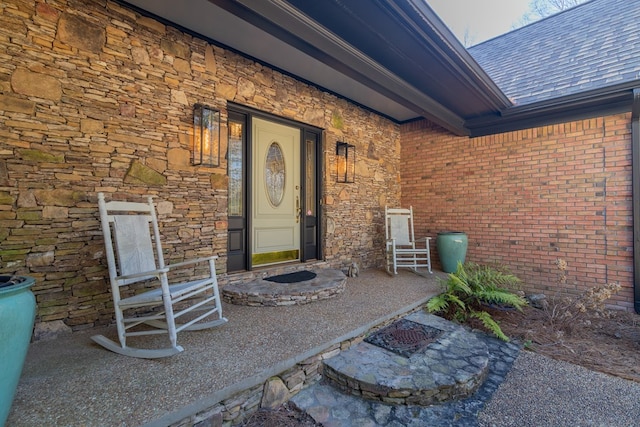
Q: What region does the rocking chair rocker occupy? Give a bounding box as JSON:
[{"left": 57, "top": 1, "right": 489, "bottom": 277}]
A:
[
  {"left": 92, "top": 193, "right": 227, "bottom": 358},
  {"left": 385, "top": 206, "right": 432, "bottom": 275}
]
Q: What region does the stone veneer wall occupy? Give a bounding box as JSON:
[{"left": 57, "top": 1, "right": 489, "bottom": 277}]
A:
[
  {"left": 0, "top": 0, "right": 401, "bottom": 331},
  {"left": 161, "top": 307, "right": 417, "bottom": 426},
  {"left": 167, "top": 341, "right": 340, "bottom": 427},
  {"left": 401, "top": 116, "right": 634, "bottom": 310}
]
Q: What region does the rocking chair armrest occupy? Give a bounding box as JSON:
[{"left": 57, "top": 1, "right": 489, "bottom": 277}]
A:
[
  {"left": 116, "top": 267, "right": 169, "bottom": 282},
  {"left": 166, "top": 255, "right": 219, "bottom": 270}
]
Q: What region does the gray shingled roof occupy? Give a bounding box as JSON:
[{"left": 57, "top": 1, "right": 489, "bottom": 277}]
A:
[{"left": 469, "top": 0, "right": 640, "bottom": 106}]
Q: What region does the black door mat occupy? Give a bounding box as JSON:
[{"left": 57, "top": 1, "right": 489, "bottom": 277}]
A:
[
  {"left": 264, "top": 270, "right": 317, "bottom": 283},
  {"left": 364, "top": 319, "right": 444, "bottom": 358}
]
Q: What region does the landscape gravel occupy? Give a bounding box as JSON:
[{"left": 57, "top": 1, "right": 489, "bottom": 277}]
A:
[{"left": 478, "top": 350, "right": 640, "bottom": 426}]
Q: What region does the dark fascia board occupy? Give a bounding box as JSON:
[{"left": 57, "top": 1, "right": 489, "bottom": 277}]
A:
[
  {"left": 467, "top": 81, "right": 640, "bottom": 137},
  {"left": 393, "top": 0, "right": 512, "bottom": 111},
  {"left": 209, "top": 0, "right": 469, "bottom": 135}
]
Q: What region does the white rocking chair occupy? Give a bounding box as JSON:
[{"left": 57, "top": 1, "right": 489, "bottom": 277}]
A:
[
  {"left": 385, "top": 206, "right": 432, "bottom": 275},
  {"left": 92, "top": 193, "right": 227, "bottom": 358}
]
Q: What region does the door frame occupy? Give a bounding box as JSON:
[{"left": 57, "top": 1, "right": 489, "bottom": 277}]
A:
[{"left": 226, "top": 103, "right": 323, "bottom": 272}]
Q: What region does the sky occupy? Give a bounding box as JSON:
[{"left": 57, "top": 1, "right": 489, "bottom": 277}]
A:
[{"left": 427, "top": 0, "right": 533, "bottom": 46}]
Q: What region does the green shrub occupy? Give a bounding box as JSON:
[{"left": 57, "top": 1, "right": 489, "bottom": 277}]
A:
[{"left": 426, "top": 262, "right": 527, "bottom": 341}]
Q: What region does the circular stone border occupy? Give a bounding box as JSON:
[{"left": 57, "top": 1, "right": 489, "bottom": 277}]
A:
[
  {"left": 322, "top": 312, "right": 490, "bottom": 406},
  {"left": 222, "top": 269, "right": 347, "bottom": 306}
]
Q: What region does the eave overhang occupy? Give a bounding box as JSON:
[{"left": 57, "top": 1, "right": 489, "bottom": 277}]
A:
[
  {"left": 118, "top": 0, "right": 510, "bottom": 135},
  {"left": 208, "top": 0, "right": 473, "bottom": 133},
  {"left": 466, "top": 80, "right": 640, "bottom": 137},
  {"left": 117, "top": 0, "right": 637, "bottom": 138}
]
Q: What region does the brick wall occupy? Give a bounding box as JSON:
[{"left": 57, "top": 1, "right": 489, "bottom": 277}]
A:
[
  {"left": 0, "top": 0, "right": 401, "bottom": 331},
  {"left": 401, "top": 116, "right": 634, "bottom": 310}
]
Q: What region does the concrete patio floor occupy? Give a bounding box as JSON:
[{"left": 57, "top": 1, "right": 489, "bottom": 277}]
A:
[{"left": 7, "top": 268, "right": 443, "bottom": 426}]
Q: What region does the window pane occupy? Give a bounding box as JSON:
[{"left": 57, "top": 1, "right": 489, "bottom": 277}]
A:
[
  {"left": 305, "top": 138, "right": 316, "bottom": 216},
  {"left": 265, "top": 142, "right": 286, "bottom": 207},
  {"left": 228, "top": 121, "right": 243, "bottom": 216}
]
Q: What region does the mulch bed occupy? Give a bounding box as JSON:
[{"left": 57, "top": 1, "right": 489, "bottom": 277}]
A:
[
  {"left": 485, "top": 306, "right": 640, "bottom": 383},
  {"left": 240, "top": 402, "right": 321, "bottom": 427}
]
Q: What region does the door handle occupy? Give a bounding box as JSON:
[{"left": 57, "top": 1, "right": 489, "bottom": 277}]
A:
[{"left": 296, "top": 195, "right": 301, "bottom": 223}]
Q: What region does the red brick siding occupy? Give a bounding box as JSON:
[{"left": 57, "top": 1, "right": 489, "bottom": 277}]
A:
[{"left": 400, "top": 116, "right": 634, "bottom": 310}]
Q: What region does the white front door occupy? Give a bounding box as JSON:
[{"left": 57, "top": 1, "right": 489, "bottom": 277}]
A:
[{"left": 251, "top": 118, "right": 301, "bottom": 266}]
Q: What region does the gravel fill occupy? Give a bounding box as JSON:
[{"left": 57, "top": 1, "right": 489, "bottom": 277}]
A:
[{"left": 478, "top": 350, "right": 640, "bottom": 427}]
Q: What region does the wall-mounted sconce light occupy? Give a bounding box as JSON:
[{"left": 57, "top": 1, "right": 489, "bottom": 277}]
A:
[
  {"left": 336, "top": 141, "right": 355, "bottom": 183},
  {"left": 192, "top": 104, "right": 220, "bottom": 167}
]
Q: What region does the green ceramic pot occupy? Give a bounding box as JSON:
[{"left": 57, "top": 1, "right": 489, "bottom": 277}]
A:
[
  {"left": 436, "top": 232, "right": 468, "bottom": 273},
  {"left": 0, "top": 276, "right": 36, "bottom": 426}
]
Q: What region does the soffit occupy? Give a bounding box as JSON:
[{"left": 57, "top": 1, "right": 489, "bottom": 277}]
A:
[
  {"left": 118, "top": 0, "right": 638, "bottom": 138},
  {"left": 120, "top": 0, "right": 510, "bottom": 135}
]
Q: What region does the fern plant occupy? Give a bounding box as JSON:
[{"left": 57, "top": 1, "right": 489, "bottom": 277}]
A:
[{"left": 426, "top": 262, "right": 527, "bottom": 341}]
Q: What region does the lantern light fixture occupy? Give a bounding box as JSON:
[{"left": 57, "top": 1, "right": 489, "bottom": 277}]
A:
[
  {"left": 336, "top": 141, "right": 355, "bottom": 183},
  {"left": 192, "top": 104, "right": 220, "bottom": 167}
]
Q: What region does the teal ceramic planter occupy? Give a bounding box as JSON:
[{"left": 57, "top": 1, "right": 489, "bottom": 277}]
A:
[
  {"left": 0, "top": 276, "right": 36, "bottom": 426},
  {"left": 436, "top": 232, "right": 468, "bottom": 273}
]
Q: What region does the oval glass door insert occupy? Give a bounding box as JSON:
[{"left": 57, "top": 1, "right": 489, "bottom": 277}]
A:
[{"left": 265, "top": 142, "right": 285, "bottom": 207}]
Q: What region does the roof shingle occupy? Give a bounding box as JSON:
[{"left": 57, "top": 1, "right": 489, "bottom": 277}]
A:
[{"left": 469, "top": 0, "right": 640, "bottom": 105}]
